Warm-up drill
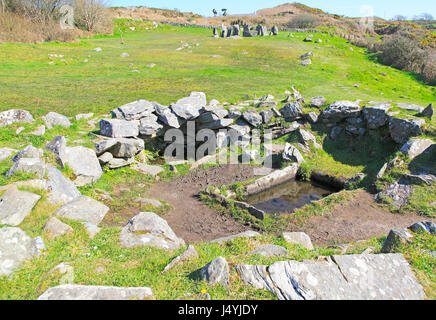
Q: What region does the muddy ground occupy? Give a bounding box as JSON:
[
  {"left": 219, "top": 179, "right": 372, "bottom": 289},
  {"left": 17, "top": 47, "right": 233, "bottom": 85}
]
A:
[{"left": 107, "top": 164, "right": 434, "bottom": 246}]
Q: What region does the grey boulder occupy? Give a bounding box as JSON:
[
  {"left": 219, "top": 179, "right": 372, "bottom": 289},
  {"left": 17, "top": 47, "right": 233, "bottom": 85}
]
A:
[
  {"left": 0, "top": 109, "right": 34, "bottom": 127},
  {"left": 139, "top": 114, "right": 163, "bottom": 136},
  {"left": 45, "top": 165, "right": 81, "bottom": 205},
  {"left": 43, "top": 112, "right": 71, "bottom": 129},
  {"left": 381, "top": 228, "right": 414, "bottom": 253},
  {"left": 0, "top": 186, "right": 41, "bottom": 226},
  {"left": 200, "top": 256, "right": 229, "bottom": 288},
  {"left": 283, "top": 143, "right": 304, "bottom": 164},
  {"left": 0, "top": 227, "right": 39, "bottom": 276},
  {"left": 99, "top": 119, "right": 139, "bottom": 138},
  {"left": 320, "top": 101, "right": 361, "bottom": 123},
  {"left": 242, "top": 110, "right": 262, "bottom": 127},
  {"left": 45, "top": 136, "right": 67, "bottom": 167},
  {"left": 54, "top": 196, "right": 109, "bottom": 226},
  {"left": 389, "top": 117, "right": 424, "bottom": 144},
  {"left": 64, "top": 146, "right": 102, "bottom": 186},
  {"left": 170, "top": 92, "right": 206, "bottom": 120},
  {"left": 282, "top": 232, "right": 314, "bottom": 250},
  {"left": 6, "top": 158, "right": 46, "bottom": 178},
  {"left": 363, "top": 105, "right": 390, "bottom": 129},
  {"left": 400, "top": 139, "right": 435, "bottom": 160},
  {"left": 120, "top": 212, "right": 185, "bottom": 250},
  {"left": 279, "top": 102, "right": 304, "bottom": 121},
  {"left": 111, "top": 100, "right": 155, "bottom": 121}
]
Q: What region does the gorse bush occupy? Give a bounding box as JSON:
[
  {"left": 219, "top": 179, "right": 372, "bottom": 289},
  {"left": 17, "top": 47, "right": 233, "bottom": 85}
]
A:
[
  {"left": 286, "top": 14, "right": 319, "bottom": 29},
  {"left": 0, "top": 0, "right": 112, "bottom": 43},
  {"left": 379, "top": 33, "right": 427, "bottom": 71}
]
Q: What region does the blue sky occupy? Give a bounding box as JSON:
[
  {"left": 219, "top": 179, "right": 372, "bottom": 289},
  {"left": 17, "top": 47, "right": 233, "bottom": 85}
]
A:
[{"left": 109, "top": 0, "right": 436, "bottom": 19}]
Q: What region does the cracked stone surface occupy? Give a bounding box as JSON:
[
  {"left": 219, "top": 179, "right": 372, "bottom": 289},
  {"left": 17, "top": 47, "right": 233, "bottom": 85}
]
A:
[{"left": 236, "top": 254, "right": 424, "bottom": 300}]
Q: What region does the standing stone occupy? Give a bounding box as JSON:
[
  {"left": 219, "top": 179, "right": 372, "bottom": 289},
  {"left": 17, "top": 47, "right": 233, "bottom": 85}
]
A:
[
  {"left": 99, "top": 119, "right": 139, "bottom": 138},
  {"left": 120, "top": 212, "right": 185, "bottom": 250},
  {"left": 64, "top": 146, "right": 102, "bottom": 186},
  {"left": 54, "top": 196, "right": 109, "bottom": 226},
  {"left": 38, "top": 285, "right": 153, "bottom": 300},
  {"left": 43, "top": 112, "right": 71, "bottom": 129},
  {"left": 381, "top": 228, "right": 414, "bottom": 253},
  {"left": 0, "top": 186, "right": 41, "bottom": 226},
  {"left": 389, "top": 118, "right": 424, "bottom": 144},
  {"left": 221, "top": 26, "right": 228, "bottom": 38},
  {"left": 111, "top": 100, "right": 155, "bottom": 121},
  {"left": 232, "top": 25, "right": 240, "bottom": 36},
  {"left": 0, "top": 227, "right": 39, "bottom": 276},
  {"left": 0, "top": 109, "right": 34, "bottom": 127},
  {"left": 272, "top": 26, "right": 279, "bottom": 36},
  {"left": 282, "top": 232, "right": 314, "bottom": 250},
  {"left": 200, "top": 257, "right": 229, "bottom": 288}
]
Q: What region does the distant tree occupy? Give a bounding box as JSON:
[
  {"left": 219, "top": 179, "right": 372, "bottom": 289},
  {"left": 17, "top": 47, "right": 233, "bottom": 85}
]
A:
[
  {"left": 0, "top": 0, "right": 5, "bottom": 13},
  {"left": 212, "top": 8, "right": 217, "bottom": 17},
  {"left": 392, "top": 15, "right": 407, "bottom": 21},
  {"left": 414, "top": 13, "right": 434, "bottom": 20},
  {"left": 221, "top": 8, "right": 227, "bottom": 16}
]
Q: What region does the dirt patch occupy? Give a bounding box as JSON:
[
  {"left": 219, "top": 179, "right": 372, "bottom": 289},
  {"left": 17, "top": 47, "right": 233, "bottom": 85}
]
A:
[
  {"left": 103, "top": 164, "right": 434, "bottom": 246},
  {"left": 297, "top": 190, "right": 436, "bottom": 246},
  {"left": 146, "top": 164, "right": 259, "bottom": 242}
]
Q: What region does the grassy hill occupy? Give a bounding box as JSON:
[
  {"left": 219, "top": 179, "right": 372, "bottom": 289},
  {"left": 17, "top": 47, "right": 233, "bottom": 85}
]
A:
[{"left": 0, "top": 22, "right": 434, "bottom": 118}]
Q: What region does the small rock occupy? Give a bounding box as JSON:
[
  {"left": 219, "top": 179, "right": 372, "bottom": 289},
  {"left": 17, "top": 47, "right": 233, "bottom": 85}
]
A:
[
  {"left": 200, "top": 257, "right": 229, "bottom": 288},
  {"left": 42, "top": 217, "right": 73, "bottom": 239},
  {"left": 282, "top": 232, "right": 314, "bottom": 250}
]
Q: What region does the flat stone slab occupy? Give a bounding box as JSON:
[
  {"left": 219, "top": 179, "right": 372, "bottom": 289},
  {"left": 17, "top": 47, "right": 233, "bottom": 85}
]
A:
[
  {"left": 210, "top": 231, "right": 261, "bottom": 243},
  {"left": 245, "top": 164, "right": 299, "bottom": 196},
  {"left": 42, "top": 217, "right": 73, "bottom": 239},
  {"left": 250, "top": 244, "right": 288, "bottom": 257},
  {"left": 131, "top": 163, "right": 164, "bottom": 176},
  {"left": 45, "top": 165, "right": 81, "bottom": 205},
  {"left": 0, "top": 109, "right": 34, "bottom": 127},
  {"left": 0, "top": 227, "right": 39, "bottom": 276},
  {"left": 53, "top": 196, "right": 109, "bottom": 226},
  {"left": 120, "top": 212, "right": 185, "bottom": 250},
  {"left": 38, "top": 284, "right": 153, "bottom": 300},
  {"left": 237, "top": 254, "right": 425, "bottom": 300},
  {"left": 0, "top": 186, "right": 41, "bottom": 226}
]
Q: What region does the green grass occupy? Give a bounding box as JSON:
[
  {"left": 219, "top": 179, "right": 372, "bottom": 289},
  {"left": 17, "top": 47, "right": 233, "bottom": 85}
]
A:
[{"left": 0, "top": 23, "right": 434, "bottom": 117}]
